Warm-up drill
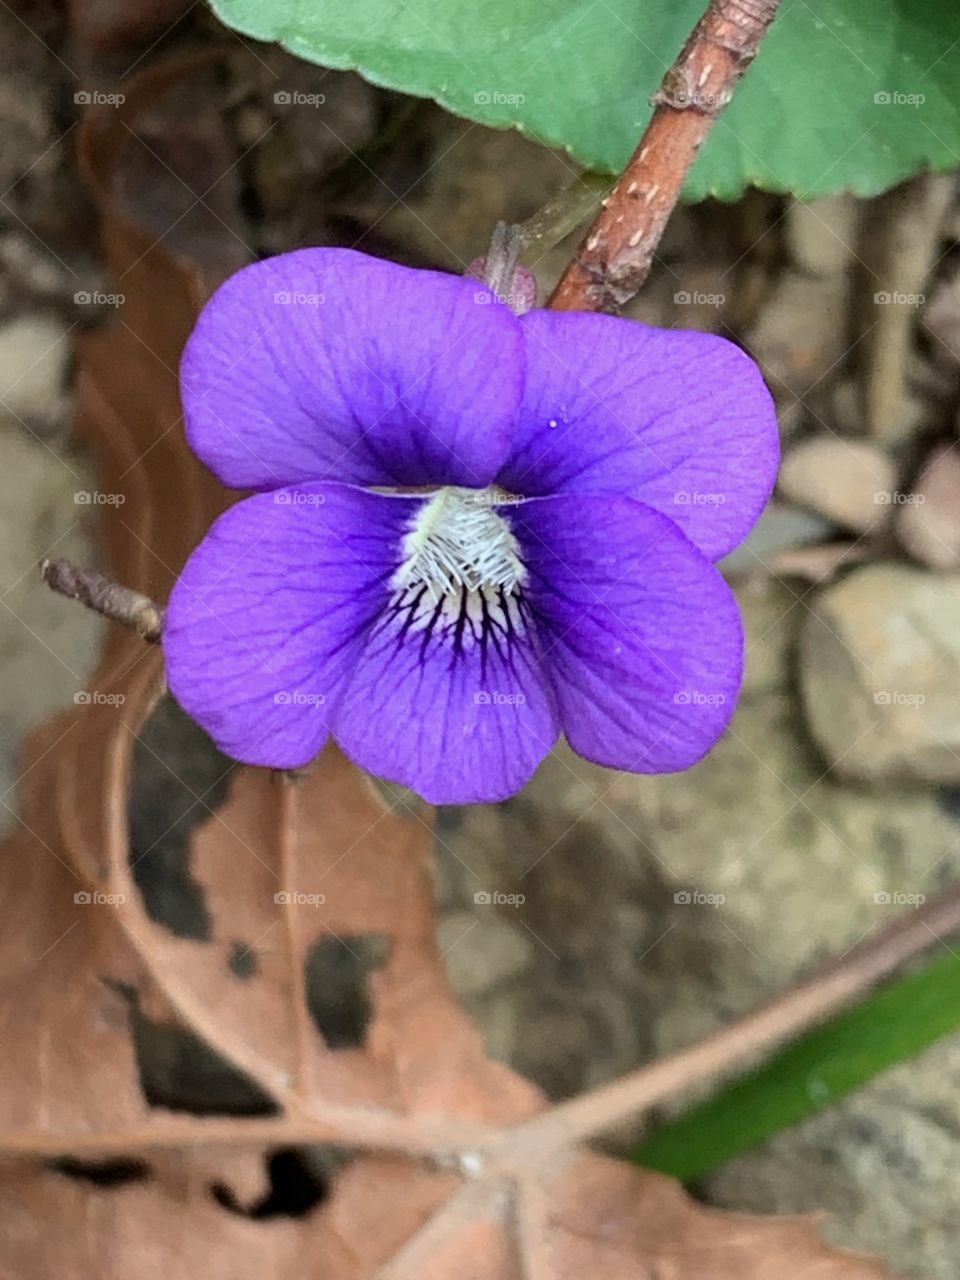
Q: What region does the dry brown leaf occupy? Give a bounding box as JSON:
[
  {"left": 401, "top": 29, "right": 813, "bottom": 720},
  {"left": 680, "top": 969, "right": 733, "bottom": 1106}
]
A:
[{"left": 0, "top": 50, "right": 900, "bottom": 1280}]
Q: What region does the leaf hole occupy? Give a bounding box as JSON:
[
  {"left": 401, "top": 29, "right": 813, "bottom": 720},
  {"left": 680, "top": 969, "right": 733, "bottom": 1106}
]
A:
[
  {"left": 304, "top": 933, "right": 391, "bottom": 1049},
  {"left": 211, "top": 1147, "right": 330, "bottom": 1219}
]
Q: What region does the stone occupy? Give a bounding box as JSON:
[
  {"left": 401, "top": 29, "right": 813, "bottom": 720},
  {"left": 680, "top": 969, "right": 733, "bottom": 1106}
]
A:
[
  {"left": 765, "top": 539, "right": 871, "bottom": 584},
  {"left": 0, "top": 420, "right": 101, "bottom": 835},
  {"left": 746, "top": 271, "right": 849, "bottom": 403},
  {"left": 800, "top": 563, "right": 960, "bottom": 783},
  {"left": 897, "top": 445, "right": 960, "bottom": 569},
  {"left": 737, "top": 577, "right": 801, "bottom": 697},
  {"left": 0, "top": 315, "right": 71, "bottom": 423},
  {"left": 923, "top": 263, "right": 960, "bottom": 365},
  {"left": 786, "top": 195, "right": 859, "bottom": 278},
  {"left": 720, "top": 500, "right": 833, "bottom": 575},
  {"left": 778, "top": 434, "right": 895, "bottom": 533},
  {"left": 436, "top": 909, "right": 533, "bottom": 998},
  {"left": 706, "top": 1037, "right": 960, "bottom": 1280}
]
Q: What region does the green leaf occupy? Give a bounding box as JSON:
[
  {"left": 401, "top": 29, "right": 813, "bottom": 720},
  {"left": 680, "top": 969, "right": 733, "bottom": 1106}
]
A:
[
  {"left": 210, "top": 0, "right": 960, "bottom": 199},
  {"left": 631, "top": 948, "right": 960, "bottom": 1183}
]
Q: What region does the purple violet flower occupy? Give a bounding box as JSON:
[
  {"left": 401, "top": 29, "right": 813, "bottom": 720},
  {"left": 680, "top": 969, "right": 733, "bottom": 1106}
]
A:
[{"left": 163, "top": 248, "right": 779, "bottom": 803}]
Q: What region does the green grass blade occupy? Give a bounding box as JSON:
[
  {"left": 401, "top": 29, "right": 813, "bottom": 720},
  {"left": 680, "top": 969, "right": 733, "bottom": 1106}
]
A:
[{"left": 632, "top": 949, "right": 960, "bottom": 1182}]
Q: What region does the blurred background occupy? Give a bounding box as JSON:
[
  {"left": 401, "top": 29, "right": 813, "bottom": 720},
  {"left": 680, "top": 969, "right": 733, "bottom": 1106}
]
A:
[{"left": 2, "top": 3, "right": 959, "bottom": 1276}]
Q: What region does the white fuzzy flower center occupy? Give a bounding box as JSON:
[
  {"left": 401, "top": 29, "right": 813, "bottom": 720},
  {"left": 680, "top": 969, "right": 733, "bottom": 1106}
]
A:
[
  {"left": 393, "top": 486, "right": 525, "bottom": 602},
  {"left": 387, "top": 486, "right": 528, "bottom": 646}
]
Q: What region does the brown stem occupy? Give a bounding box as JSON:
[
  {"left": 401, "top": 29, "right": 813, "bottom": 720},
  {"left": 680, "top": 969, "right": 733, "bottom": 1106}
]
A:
[
  {"left": 277, "top": 773, "right": 313, "bottom": 1096},
  {"left": 41, "top": 557, "right": 164, "bottom": 642},
  {"left": 493, "top": 881, "right": 960, "bottom": 1157},
  {"left": 548, "top": 0, "right": 781, "bottom": 312}
]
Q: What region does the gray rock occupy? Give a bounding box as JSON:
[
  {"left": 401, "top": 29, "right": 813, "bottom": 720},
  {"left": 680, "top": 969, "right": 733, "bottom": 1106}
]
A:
[
  {"left": 0, "top": 315, "right": 71, "bottom": 424},
  {"left": 786, "top": 195, "right": 859, "bottom": 278},
  {"left": 897, "top": 445, "right": 960, "bottom": 569},
  {"left": 746, "top": 271, "right": 850, "bottom": 402},
  {"left": 0, "top": 420, "right": 101, "bottom": 834},
  {"left": 924, "top": 263, "right": 960, "bottom": 366},
  {"left": 436, "top": 909, "right": 533, "bottom": 998},
  {"left": 737, "top": 577, "right": 801, "bottom": 697},
  {"left": 720, "top": 500, "right": 833, "bottom": 575},
  {"left": 801, "top": 563, "right": 960, "bottom": 783},
  {"left": 706, "top": 1039, "right": 960, "bottom": 1280},
  {"left": 778, "top": 435, "right": 894, "bottom": 533}
]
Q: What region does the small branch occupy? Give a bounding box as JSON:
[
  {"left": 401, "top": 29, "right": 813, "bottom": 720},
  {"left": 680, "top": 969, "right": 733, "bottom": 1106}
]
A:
[
  {"left": 41, "top": 557, "right": 164, "bottom": 642},
  {"left": 512, "top": 1171, "right": 553, "bottom": 1280},
  {"left": 492, "top": 880, "right": 960, "bottom": 1158},
  {"left": 470, "top": 221, "right": 538, "bottom": 314},
  {"left": 517, "top": 173, "right": 613, "bottom": 264},
  {"left": 548, "top": 0, "right": 781, "bottom": 312}
]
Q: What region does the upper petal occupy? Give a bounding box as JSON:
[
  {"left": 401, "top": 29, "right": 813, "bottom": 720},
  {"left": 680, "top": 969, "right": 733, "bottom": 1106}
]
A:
[
  {"left": 181, "top": 248, "right": 524, "bottom": 492},
  {"left": 512, "top": 493, "right": 743, "bottom": 773},
  {"left": 498, "top": 310, "right": 779, "bottom": 561},
  {"left": 163, "top": 482, "right": 416, "bottom": 768}
]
